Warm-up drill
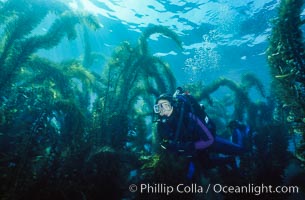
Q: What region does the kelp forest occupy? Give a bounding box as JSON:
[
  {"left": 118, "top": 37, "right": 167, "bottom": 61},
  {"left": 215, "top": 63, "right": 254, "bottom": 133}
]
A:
[{"left": 0, "top": 0, "right": 304, "bottom": 200}]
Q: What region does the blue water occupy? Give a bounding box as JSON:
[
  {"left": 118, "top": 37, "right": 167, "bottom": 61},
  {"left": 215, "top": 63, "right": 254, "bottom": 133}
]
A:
[
  {"left": 38, "top": 0, "right": 284, "bottom": 98},
  {"left": 2, "top": 1, "right": 305, "bottom": 199}
]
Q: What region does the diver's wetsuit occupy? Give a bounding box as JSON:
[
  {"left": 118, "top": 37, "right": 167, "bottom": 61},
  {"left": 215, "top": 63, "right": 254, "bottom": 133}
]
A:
[
  {"left": 157, "top": 107, "right": 246, "bottom": 175},
  {"left": 157, "top": 107, "right": 246, "bottom": 155},
  {"left": 157, "top": 108, "right": 214, "bottom": 155}
]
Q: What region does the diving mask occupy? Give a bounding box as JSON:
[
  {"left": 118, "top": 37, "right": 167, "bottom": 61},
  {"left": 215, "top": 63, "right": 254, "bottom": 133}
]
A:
[{"left": 153, "top": 102, "right": 172, "bottom": 114}]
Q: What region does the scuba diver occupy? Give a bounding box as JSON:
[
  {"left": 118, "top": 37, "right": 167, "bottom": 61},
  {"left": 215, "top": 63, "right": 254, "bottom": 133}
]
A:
[
  {"left": 228, "top": 120, "right": 251, "bottom": 151},
  {"left": 154, "top": 88, "right": 249, "bottom": 179}
]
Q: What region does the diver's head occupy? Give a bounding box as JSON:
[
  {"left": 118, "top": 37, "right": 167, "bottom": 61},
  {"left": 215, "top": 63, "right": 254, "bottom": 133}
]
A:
[
  {"left": 173, "top": 87, "right": 184, "bottom": 97},
  {"left": 154, "top": 93, "right": 174, "bottom": 117}
]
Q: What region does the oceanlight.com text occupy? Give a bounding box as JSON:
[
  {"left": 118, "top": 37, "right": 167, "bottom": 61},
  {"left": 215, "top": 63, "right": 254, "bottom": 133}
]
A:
[
  {"left": 213, "top": 183, "right": 299, "bottom": 196},
  {"left": 129, "top": 183, "right": 299, "bottom": 196}
]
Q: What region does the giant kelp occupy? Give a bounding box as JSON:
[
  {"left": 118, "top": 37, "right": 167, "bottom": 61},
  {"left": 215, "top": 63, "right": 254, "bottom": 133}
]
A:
[
  {"left": 184, "top": 73, "right": 268, "bottom": 129},
  {"left": 267, "top": 0, "right": 305, "bottom": 162},
  {"left": 0, "top": 22, "right": 182, "bottom": 199},
  {"left": 175, "top": 74, "right": 291, "bottom": 192},
  {"left": 0, "top": 0, "right": 100, "bottom": 96},
  {"left": 92, "top": 25, "right": 182, "bottom": 149},
  {"left": 0, "top": 0, "right": 107, "bottom": 199},
  {"left": 0, "top": 0, "right": 101, "bottom": 162},
  {"left": 1, "top": 0, "right": 302, "bottom": 199}
]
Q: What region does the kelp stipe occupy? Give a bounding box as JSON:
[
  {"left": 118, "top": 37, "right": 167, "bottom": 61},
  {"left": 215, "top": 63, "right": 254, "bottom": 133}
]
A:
[
  {"left": 0, "top": 0, "right": 103, "bottom": 199},
  {"left": 93, "top": 25, "right": 182, "bottom": 148},
  {"left": 189, "top": 73, "right": 267, "bottom": 125},
  {"left": 267, "top": 0, "right": 305, "bottom": 163}
]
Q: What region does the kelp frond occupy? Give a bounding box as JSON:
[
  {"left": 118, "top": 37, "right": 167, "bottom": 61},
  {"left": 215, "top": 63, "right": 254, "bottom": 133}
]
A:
[
  {"left": 139, "top": 25, "right": 183, "bottom": 55},
  {"left": 21, "top": 56, "right": 70, "bottom": 98},
  {"left": 199, "top": 77, "right": 240, "bottom": 100},
  {"left": 267, "top": 0, "right": 305, "bottom": 163},
  {"left": 23, "top": 12, "right": 80, "bottom": 51},
  {"left": 0, "top": 1, "right": 100, "bottom": 93},
  {"left": 198, "top": 77, "right": 250, "bottom": 121},
  {"left": 241, "top": 73, "right": 266, "bottom": 98},
  {"left": 142, "top": 56, "right": 176, "bottom": 93},
  {"left": 63, "top": 62, "right": 96, "bottom": 91},
  {"left": 78, "top": 13, "right": 101, "bottom": 31}
]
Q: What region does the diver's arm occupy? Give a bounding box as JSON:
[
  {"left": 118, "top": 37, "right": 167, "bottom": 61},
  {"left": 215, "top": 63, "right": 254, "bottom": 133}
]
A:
[{"left": 189, "top": 113, "right": 214, "bottom": 150}]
